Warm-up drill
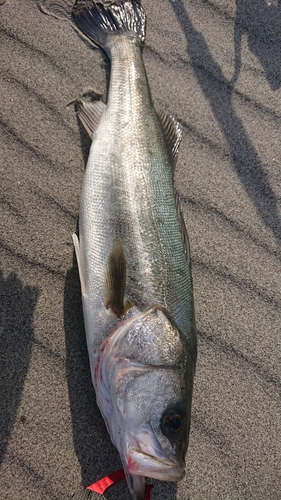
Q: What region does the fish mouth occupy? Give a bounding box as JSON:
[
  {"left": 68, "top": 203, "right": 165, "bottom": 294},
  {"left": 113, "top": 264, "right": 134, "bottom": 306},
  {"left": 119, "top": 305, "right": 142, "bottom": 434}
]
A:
[{"left": 128, "top": 447, "right": 185, "bottom": 481}]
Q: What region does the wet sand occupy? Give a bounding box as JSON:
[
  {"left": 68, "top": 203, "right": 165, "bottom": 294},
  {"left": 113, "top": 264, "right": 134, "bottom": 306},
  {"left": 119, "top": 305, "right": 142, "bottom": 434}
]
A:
[{"left": 1, "top": 1, "right": 280, "bottom": 499}]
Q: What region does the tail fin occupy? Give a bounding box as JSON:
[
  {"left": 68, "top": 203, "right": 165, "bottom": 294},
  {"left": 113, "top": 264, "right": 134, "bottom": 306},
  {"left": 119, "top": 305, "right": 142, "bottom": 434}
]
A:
[{"left": 72, "top": 0, "right": 146, "bottom": 56}]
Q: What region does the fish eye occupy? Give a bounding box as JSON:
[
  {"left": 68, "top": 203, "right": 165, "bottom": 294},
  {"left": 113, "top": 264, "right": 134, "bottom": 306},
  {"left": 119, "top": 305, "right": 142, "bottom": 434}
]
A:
[{"left": 161, "top": 410, "right": 184, "bottom": 435}]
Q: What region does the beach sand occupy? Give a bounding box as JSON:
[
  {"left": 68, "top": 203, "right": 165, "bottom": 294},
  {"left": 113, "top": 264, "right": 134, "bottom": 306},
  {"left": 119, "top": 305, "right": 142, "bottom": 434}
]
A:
[{"left": 1, "top": 0, "right": 280, "bottom": 499}]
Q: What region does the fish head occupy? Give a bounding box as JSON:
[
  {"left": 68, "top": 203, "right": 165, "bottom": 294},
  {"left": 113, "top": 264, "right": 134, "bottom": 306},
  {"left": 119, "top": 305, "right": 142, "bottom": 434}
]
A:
[{"left": 94, "top": 305, "right": 194, "bottom": 499}]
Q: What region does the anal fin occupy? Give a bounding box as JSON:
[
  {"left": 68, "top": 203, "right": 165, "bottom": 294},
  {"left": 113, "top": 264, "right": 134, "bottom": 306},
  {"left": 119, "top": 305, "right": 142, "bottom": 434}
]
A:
[
  {"left": 157, "top": 109, "right": 182, "bottom": 168},
  {"left": 175, "top": 194, "right": 190, "bottom": 265},
  {"left": 77, "top": 100, "right": 106, "bottom": 139},
  {"left": 72, "top": 233, "right": 87, "bottom": 296}
]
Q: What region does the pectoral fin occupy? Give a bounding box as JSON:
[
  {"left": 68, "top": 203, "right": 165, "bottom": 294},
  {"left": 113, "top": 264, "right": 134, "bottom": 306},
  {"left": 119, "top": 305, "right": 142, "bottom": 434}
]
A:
[
  {"left": 72, "top": 233, "right": 87, "bottom": 296},
  {"left": 103, "top": 237, "right": 128, "bottom": 318}
]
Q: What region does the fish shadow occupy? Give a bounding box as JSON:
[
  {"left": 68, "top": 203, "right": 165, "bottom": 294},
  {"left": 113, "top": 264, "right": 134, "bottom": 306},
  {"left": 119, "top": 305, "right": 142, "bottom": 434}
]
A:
[
  {"left": 170, "top": 0, "right": 281, "bottom": 245},
  {"left": 232, "top": 0, "right": 281, "bottom": 89},
  {"left": 0, "top": 270, "right": 38, "bottom": 464}
]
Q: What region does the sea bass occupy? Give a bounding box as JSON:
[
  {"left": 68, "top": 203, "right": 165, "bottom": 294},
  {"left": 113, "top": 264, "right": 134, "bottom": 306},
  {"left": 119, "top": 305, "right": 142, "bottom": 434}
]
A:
[{"left": 71, "top": 1, "right": 197, "bottom": 498}]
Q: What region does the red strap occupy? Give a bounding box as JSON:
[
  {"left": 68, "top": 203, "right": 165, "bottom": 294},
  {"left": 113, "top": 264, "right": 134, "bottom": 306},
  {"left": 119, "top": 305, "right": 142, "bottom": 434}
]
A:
[
  {"left": 86, "top": 469, "right": 125, "bottom": 493},
  {"left": 87, "top": 469, "right": 153, "bottom": 498}
]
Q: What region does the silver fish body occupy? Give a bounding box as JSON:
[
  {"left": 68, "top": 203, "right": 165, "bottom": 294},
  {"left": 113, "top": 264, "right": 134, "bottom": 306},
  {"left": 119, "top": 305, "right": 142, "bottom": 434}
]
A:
[{"left": 72, "top": 1, "right": 196, "bottom": 499}]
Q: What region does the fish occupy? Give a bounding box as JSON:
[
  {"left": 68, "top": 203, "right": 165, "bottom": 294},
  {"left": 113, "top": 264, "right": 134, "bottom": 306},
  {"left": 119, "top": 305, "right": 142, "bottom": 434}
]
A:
[{"left": 70, "top": 1, "right": 197, "bottom": 498}]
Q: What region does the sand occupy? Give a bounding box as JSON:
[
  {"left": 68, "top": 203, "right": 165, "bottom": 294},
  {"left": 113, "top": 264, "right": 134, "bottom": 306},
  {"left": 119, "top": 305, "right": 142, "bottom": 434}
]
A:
[{"left": 1, "top": 0, "right": 280, "bottom": 499}]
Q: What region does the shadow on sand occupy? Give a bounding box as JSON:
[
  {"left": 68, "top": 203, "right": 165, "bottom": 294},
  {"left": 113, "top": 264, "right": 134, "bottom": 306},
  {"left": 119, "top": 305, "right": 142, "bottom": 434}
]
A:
[
  {"left": 0, "top": 270, "right": 38, "bottom": 464},
  {"left": 170, "top": 0, "right": 281, "bottom": 245},
  {"left": 232, "top": 0, "right": 281, "bottom": 89}
]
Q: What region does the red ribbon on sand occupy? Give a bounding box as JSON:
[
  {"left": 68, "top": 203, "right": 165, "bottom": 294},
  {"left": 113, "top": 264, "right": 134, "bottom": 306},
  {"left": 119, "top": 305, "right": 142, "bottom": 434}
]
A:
[{"left": 87, "top": 469, "right": 154, "bottom": 499}]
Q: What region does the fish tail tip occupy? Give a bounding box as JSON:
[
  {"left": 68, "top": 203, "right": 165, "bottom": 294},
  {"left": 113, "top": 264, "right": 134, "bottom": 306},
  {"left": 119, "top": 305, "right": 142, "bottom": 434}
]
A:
[{"left": 72, "top": 0, "right": 146, "bottom": 55}]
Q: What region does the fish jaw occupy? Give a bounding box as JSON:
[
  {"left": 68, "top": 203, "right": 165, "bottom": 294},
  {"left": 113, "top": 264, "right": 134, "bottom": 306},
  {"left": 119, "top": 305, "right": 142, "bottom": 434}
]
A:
[
  {"left": 128, "top": 447, "right": 185, "bottom": 481},
  {"left": 121, "top": 428, "right": 185, "bottom": 499},
  {"left": 121, "top": 430, "right": 185, "bottom": 500},
  {"left": 126, "top": 422, "right": 185, "bottom": 481}
]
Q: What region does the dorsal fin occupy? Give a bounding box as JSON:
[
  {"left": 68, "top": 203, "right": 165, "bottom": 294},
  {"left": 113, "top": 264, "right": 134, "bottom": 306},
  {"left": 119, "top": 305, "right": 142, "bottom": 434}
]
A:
[
  {"left": 103, "top": 237, "right": 127, "bottom": 318},
  {"left": 77, "top": 100, "right": 106, "bottom": 139},
  {"left": 157, "top": 110, "right": 182, "bottom": 168}
]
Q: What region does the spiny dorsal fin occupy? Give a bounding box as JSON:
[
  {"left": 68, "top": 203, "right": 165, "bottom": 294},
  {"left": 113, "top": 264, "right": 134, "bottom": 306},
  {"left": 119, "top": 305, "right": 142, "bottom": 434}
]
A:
[
  {"left": 157, "top": 110, "right": 182, "bottom": 168},
  {"left": 103, "top": 237, "right": 127, "bottom": 318},
  {"left": 175, "top": 193, "right": 190, "bottom": 265},
  {"left": 77, "top": 100, "right": 106, "bottom": 139}
]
